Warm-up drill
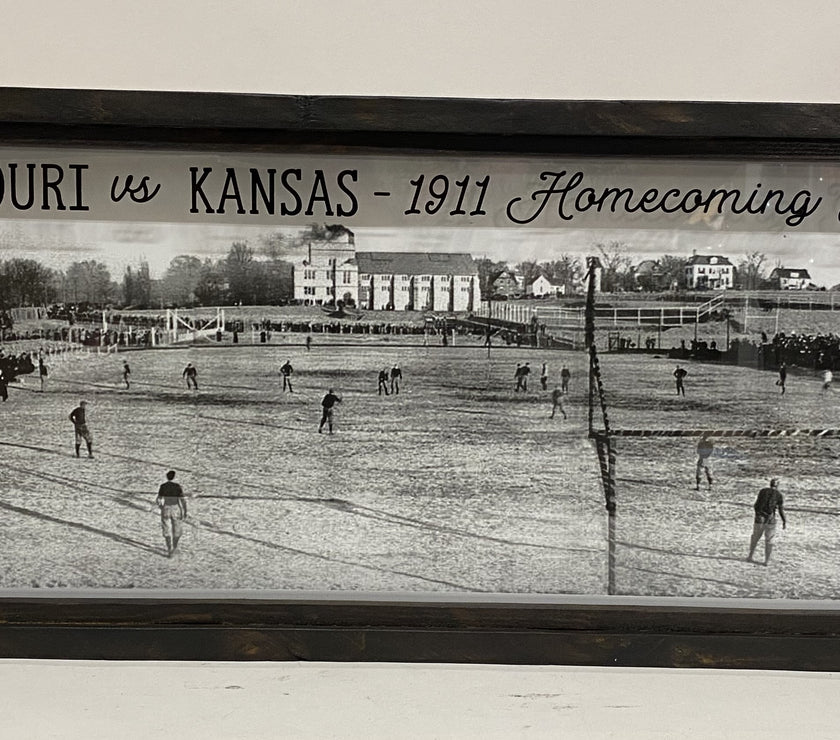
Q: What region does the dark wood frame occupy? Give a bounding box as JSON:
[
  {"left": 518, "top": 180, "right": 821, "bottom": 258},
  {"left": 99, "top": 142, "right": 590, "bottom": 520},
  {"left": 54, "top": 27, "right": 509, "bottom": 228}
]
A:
[{"left": 2, "top": 88, "right": 840, "bottom": 668}]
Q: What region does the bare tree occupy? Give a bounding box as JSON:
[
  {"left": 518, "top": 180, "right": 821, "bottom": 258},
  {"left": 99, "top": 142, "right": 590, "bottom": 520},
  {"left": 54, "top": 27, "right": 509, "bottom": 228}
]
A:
[
  {"left": 475, "top": 258, "right": 508, "bottom": 300},
  {"left": 595, "top": 242, "right": 634, "bottom": 293},
  {"left": 516, "top": 260, "right": 542, "bottom": 291},
  {"left": 737, "top": 251, "right": 767, "bottom": 290}
]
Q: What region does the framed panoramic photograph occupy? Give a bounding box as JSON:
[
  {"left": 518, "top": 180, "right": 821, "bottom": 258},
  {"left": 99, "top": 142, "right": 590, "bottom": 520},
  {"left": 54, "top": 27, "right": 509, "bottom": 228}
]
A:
[{"left": 1, "top": 89, "right": 840, "bottom": 667}]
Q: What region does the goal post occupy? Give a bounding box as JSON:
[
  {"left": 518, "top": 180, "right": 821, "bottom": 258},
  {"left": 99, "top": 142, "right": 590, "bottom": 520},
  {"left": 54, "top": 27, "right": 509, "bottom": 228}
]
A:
[{"left": 165, "top": 307, "right": 226, "bottom": 343}]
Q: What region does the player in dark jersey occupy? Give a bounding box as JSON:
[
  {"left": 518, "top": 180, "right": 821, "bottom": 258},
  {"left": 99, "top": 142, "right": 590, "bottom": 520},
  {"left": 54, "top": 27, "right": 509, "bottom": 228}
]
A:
[
  {"left": 319, "top": 389, "right": 342, "bottom": 433},
  {"left": 156, "top": 470, "right": 188, "bottom": 557},
  {"left": 515, "top": 362, "right": 531, "bottom": 392},
  {"left": 69, "top": 400, "right": 93, "bottom": 458},
  {"left": 748, "top": 478, "right": 787, "bottom": 565},
  {"left": 39, "top": 357, "right": 48, "bottom": 392},
  {"left": 777, "top": 363, "right": 787, "bottom": 395},
  {"left": 560, "top": 365, "right": 571, "bottom": 394},
  {"left": 674, "top": 365, "right": 687, "bottom": 396},
  {"left": 377, "top": 369, "right": 390, "bottom": 395},
  {"left": 182, "top": 363, "right": 198, "bottom": 390},
  {"left": 521, "top": 362, "right": 531, "bottom": 391},
  {"left": 122, "top": 361, "right": 131, "bottom": 389},
  {"left": 695, "top": 434, "right": 714, "bottom": 490},
  {"left": 280, "top": 360, "right": 293, "bottom": 392}
]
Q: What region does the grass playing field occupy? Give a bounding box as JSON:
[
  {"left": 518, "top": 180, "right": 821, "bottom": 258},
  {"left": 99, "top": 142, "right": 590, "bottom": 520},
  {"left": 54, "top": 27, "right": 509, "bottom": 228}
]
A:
[
  {"left": 599, "top": 354, "right": 840, "bottom": 599},
  {"left": 1, "top": 339, "right": 838, "bottom": 600},
  {"left": 0, "top": 340, "right": 602, "bottom": 595}
]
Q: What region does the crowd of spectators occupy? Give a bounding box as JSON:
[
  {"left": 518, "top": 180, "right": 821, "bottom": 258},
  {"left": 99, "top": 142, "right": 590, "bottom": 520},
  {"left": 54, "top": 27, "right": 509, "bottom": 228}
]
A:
[
  {"left": 0, "top": 349, "right": 35, "bottom": 380},
  {"left": 2, "top": 324, "right": 158, "bottom": 347},
  {"left": 249, "top": 318, "right": 428, "bottom": 336},
  {"left": 10, "top": 302, "right": 557, "bottom": 349},
  {"left": 662, "top": 330, "right": 840, "bottom": 372},
  {"left": 62, "top": 308, "right": 463, "bottom": 341},
  {"left": 667, "top": 338, "right": 724, "bottom": 361},
  {"left": 730, "top": 332, "right": 840, "bottom": 371}
]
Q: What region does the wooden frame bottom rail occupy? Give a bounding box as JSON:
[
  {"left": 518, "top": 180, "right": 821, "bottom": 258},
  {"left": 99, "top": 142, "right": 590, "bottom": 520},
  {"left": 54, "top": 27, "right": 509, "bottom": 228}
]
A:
[{"left": 1, "top": 598, "right": 838, "bottom": 669}]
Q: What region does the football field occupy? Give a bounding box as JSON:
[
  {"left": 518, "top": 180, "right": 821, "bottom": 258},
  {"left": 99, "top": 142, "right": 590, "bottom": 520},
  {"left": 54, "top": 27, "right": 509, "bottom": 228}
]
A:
[
  {"left": 0, "top": 342, "right": 603, "bottom": 595},
  {"left": 599, "top": 354, "right": 840, "bottom": 599},
  {"left": 1, "top": 342, "right": 838, "bottom": 600}
]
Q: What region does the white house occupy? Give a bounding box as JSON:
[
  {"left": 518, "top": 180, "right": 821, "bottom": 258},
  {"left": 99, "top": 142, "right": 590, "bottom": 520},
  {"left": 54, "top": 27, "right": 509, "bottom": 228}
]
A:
[
  {"left": 684, "top": 255, "right": 734, "bottom": 290},
  {"left": 293, "top": 232, "right": 359, "bottom": 306},
  {"left": 770, "top": 267, "right": 812, "bottom": 290},
  {"left": 526, "top": 274, "right": 564, "bottom": 297},
  {"left": 355, "top": 252, "right": 479, "bottom": 312}
]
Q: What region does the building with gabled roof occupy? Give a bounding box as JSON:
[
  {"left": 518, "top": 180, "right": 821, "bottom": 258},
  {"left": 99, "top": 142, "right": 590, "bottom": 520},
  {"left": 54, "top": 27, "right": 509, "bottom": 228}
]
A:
[
  {"left": 492, "top": 267, "right": 524, "bottom": 300},
  {"left": 633, "top": 259, "right": 666, "bottom": 291},
  {"left": 355, "top": 251, "right": 479, "bottom": 311},
  {"left": 769, "top": 267, "right": 813, "bottom": 290},
  {"left": 685, "top": 254, "right": 734, "bottom": 290},
  {"left": 526, "top": 273, "right": 564, "bottom": 297}
]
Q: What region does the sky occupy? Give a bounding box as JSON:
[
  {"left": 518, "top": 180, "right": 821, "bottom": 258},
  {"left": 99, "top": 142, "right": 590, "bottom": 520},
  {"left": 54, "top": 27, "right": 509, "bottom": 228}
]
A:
[{"left": 1, "top": 219, "right": 840, "bottom": 287}]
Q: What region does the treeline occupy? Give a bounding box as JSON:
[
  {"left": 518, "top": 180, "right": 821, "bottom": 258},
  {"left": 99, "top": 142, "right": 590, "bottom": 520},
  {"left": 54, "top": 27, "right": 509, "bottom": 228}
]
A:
[
  {"left": 592, "top": 245, "right": 783, "bottom": 292},
  {"left": 0, "top": 244, "right": 293, "bottom": 311},
  {"left": 477, "top": 243, "right": 781, "bottom": 297},
  {"left": 475, "top": 244, "right": 669, "bottom": 298},
  {"left": 127, "top": 242, "right": 294, "bottom": 309},
  {"left": 478, "top": 244, "right": 688, "bottom": 296},
  {"left": 1, "top": 228, "right": 785, "bottom": 312},
  {"left": 0, "top": 224, "right": 346, "bottom": 311}
]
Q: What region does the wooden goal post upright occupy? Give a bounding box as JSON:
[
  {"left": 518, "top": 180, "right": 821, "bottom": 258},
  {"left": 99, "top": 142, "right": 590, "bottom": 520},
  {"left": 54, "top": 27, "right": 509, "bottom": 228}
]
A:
[
  {"left": 165, "top": 307, "right": 225, "bottom": 343},
  {"left": 586, "top": 256, "right": 618, "bottom": 595}
]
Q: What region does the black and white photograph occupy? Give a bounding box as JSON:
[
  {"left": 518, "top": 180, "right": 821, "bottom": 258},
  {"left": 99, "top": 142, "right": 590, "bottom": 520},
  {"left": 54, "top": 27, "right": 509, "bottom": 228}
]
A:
[{"left": 2, "top": 148, "right": 840, "bottom": 601}]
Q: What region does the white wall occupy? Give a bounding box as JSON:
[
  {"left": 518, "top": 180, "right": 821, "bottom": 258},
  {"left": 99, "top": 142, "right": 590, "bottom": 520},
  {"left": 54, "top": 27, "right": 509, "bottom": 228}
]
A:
[{"left": 2, "top": 1, "right": 840, "bottom": 102}]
